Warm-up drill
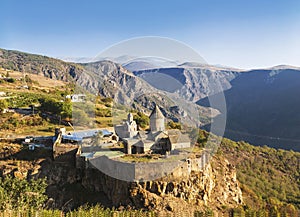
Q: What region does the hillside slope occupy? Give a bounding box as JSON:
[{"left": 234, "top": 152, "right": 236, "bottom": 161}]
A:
[
  {"left": 220, "top": 138, "right": 300, "bottom": 210},
  {"left": 0, "top": 48, "right": 216, "bottom": 126},
  {"left": 198, "top": 68, "right": 300, "bottom": 151},
  {"left": 0, "top": 48, "right": 86, "bottom": 81}
]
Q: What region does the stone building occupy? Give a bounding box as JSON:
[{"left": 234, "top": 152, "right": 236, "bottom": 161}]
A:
[
  {"left": 115, "top": 113, "right": 138, "bottom": 139},
  {"left": 114, "top": 105, "right": 190, "bottom": 154}
]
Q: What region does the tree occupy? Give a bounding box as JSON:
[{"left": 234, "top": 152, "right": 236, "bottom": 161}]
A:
[
  {"left": 0, "top": 176, "right": 47, "bottom": 210},
  {"left": 39, "top": 98, "right": 60, "bottom": 114},
  {"left": 60, "top": 100, "right": 72, "bottom": 119},
  {"left": 72, "top": 109, "right": 90, "bottom": 126},
  {"left": 24, "top": 74, "right": 35, "bottom": 84},
  {"left": 134, "top": 111, "right": 149, "bottom": 129},
  {"left": 197, "top": 130, "right": 209, "bottom": 144},
  {"left": 0, "top": 99, "right": 8, "bottom": 113},
  {"left": 39, "top": 98, "right": 72, "bottom": 119},
  {"left": 167, "top": 120, "right": 182, "bottom": 130}
]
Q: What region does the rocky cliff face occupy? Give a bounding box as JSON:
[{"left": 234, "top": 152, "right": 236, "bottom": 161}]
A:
[
  {"left": 0, "top": 143, "right": 243, "bottom": 212},
  {"left": 125, "top": 157, "right": 243, "bottom": 212},
  {"left": 83, "top": 158, "right": 243, "bottom": 211},
  {"left": 78, "top": 61, "right": 219, "bottom": 125},
  {"left": 79, "top": 61, "right": 157, "bottom": 105},
  {"left": 133, "top": 66, "right": 239, "bottom": 103},
  {"left": 35, "top": 155, "right": 243, "bottom": 212}
]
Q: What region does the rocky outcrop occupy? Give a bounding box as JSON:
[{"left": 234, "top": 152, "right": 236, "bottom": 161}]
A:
[
  {"left": 79, "top": 155, "right": 243, "bottom": 212},
  {"left": 79, "top": 61, "right": 157, "bottom": 105},
  {"left": 0, "top": 142, "right": 243, "bottom": 212}
]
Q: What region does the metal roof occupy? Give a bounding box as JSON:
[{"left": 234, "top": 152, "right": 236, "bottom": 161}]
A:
[{"left": 62, "top": 129, "right": 113, "bottom": 141}]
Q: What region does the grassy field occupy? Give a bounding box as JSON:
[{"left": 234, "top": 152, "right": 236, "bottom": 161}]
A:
[{"left": 118, "top": 153, "right": 188, "bottom": 163}]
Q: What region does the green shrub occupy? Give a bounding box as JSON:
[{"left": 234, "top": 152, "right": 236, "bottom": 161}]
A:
[
  {"left": 0, "top": 176, "right": 47, "bottom": 210},
  {"left": 39, "top": 98, "right": 72, "bottom": 119},
  {"left": 6, "top": 78, "right": 15, "bottom": 83},
  {"left": 0, "top": 99, "right": 8, "bottom": 113},
  {"left": 167, "top": 120, "right": 182, "bottom": 130}
]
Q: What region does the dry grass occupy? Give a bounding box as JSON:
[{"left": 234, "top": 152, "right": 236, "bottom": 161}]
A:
[{"left": 8, "top": 71, "right": 66, "bottom": 88}]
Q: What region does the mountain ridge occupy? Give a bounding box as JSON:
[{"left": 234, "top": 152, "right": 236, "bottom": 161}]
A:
[
  {"left": 0, "top": 48, "right": 217, "bottom": 126},
  {"left": 2, "top": 48, "right": 300, "bottom": 151}
]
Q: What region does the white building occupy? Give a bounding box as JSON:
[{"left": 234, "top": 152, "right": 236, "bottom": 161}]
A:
[{"left": 66, "top": 94, "right": 86, "bottom": 102}]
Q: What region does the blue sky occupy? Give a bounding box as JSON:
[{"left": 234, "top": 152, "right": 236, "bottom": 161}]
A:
[{"left": 0, "top": 0, "right": 299, "bottom": 69}]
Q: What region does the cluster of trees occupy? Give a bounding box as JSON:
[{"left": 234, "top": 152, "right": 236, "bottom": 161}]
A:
[
  {"left": 195, "top": 130, "right": 300, "bottom": 213},
  {"left": 1, "top": 92, "right": 117, "bottom": 127},
  {"left": 99, "top": 97, "right": 113, "bottom": 107},
  {"left": 0, "top": 61, "right": 17, "bottom": 71},
  {"left": 39, "top": 98, "right": 72, "bottom": 119},
  {"left": 220, "top": 137, "right": 300, "bottom": 212},
  {"left": 0, "top": 176, "right": 47, "bottom": 210},
  {"left": 228, "top": 206, "right": 298, "bottom": 217},
  {"left": 167, "top": 120, "right": 182, "bottom": 130},
  {"left": 197, "top": 130, "right": 209, "bottom": 146},
  {"left": 23, "top": 74, "right": 39, "bottom": 86},
  {"left": 95, "top": 107, "right": 112, "bottom": 117},
  {"left": 1, "top": 114, "right": 44, "bottom": 130},
  {"left": 72, "top": 101, "right": 96, "bottom": 127},
  {"left": 7, "top": 92, "right": 41, "bottom": 108},
  {"left": 72, "top": 109, "right": 90, "bottom": 126},
  {"left": 133, "top": 111, "right": 149, "bottom": 129},
  {"left": 0, "top": 71, "right": 16, "bottom": 83}
]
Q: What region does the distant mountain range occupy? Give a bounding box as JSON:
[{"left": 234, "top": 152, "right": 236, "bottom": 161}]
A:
[
  {"left": 198, "top": 67, "right": 300, "bottom": 151},
  {"left": 123, "top": 59, "right": 300, "bottom": 151},
  {"left": 1, "top": 48, "right": 300, "bottom": 151}
]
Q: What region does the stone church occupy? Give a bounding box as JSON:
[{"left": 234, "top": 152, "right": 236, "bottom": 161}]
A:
[{"left": 115, "top": 105, "right": 190, "bottom": 154}]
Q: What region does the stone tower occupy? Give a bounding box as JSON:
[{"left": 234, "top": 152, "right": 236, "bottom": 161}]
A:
[{"left": 149, "top": 105, "right": 165, "bottom": 132}]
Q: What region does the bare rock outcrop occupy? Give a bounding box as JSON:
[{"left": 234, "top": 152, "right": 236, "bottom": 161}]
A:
[{"left": 80, "top": 155, "right": 243, "bottom": 212}]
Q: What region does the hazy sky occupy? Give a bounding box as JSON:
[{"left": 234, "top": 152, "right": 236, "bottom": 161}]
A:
[{"left": 0, "top": 0, "right": 299, "bottom": 69}]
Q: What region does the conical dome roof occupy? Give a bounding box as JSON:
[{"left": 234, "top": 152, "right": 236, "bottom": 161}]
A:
[{"left": 149, "top": 105, "right": 164, "bottom": 119}]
